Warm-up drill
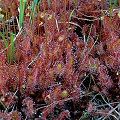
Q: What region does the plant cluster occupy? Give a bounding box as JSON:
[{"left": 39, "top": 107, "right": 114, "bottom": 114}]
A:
[{"left": 0, "top": 0, "right": 120, "bottom": 120}]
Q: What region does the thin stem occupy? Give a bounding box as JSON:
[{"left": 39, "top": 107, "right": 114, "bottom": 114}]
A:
[
  {"left": 0, "top": 100, "right": 8, "bottom": 112},
  {"left": 100, "top": 93, "right": 120, "bottom": 116}
]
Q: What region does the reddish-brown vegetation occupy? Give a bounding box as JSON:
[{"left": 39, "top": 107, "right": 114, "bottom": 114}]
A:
[{"left": 0, "top": 0, "right": 120, "bottom": 119}]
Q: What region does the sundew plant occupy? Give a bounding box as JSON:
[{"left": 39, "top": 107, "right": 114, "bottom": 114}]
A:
[{"left": 0, "top": 0, "right": 120, "bottom": 119}]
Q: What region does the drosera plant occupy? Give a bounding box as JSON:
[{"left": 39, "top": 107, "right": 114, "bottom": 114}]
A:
[{"left": 0, "top": 0, "right": 120, "bottom": 119}]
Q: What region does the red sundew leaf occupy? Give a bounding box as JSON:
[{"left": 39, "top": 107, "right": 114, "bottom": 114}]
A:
[
  {"left": 0, "top": 112, "right": 8, "bottom": 120},
  {"left": 53, "top": 1, "right": 61, "bottom": 14},
  {"left": 22, "top": 37, "right": 30, "bottom": 53},
  {"left": 87, "top": 102, "right": 95, "bottom": 113},
  {"left": 110, "top": 31, "right": 118, "bottom": 40},
  {"left": 118, "top": 76, "right": 120, "bottom": 88},
  {"left": 105, "top": 55, "right": 116, "bottom": 69},
  {"left": 117, "top": 52, "right": 120, "bottom": 64},
  {"left": 3, "top": 92, "right": 15, "bottom": 107},
  {"left": 33, "top": 68, "right": 38, "bottom": 85},
  {"left": 101, "top": 87, "right": 109, "bottom": 95},
  {"left": 44, "top": 94, "right": 51, "bottom": 104},
  {"left": 57, "top": 46, "right": 65, "bottom": 59},
  {"left": 80, "top": 55, "right": 90, "bottom": 70},
  {"left": 74, "top": 9, "right": 83, "bottom": 18},
  {"left": 0, "top": 66, "right": 8, "bottom": 77},
  {"left": 92, "top": 85, "right": 100, "bottom": 92},
  {"left": 53, "top": 85, "right": 62, "bottom": 100},
  {"left": 6, "top": 76, "right": 18, "bottom": 91},
  {"left": 22, "top": 97, "right": 35, "bottom": 118},
  {"left": 45, "top": 15, "right": 57, "bottom": 34},
  {"left": 41, "top": 103, "right": 55, "bottom": 119},
  {"left": 0, "top": 67, "right": 8, "bottom": 90},
  {"left": 72, "top": 74, "right": 79, "bottom": 87},
  {"left": 90, "top": 9, "right": 101, "bottom": 18},
  {"left": 66, "top": 52, "right": 74, "bottom": 66},
  {"left": 89, "top": 57, "right": 100, "bottom": 72},
  {"left": 27, "top": 74, "right": 34, "bottom": 88},
  {"left": 8, "top": 65, "right": 18, "bottom": 77},
  {"left": 53, "top": 31, "right": 66, "bottom": 44},
  {"left": 8, "top": 111, "right": 22, "bottom": 120},
  {"left": 99, "top": 0, "right": 107, "bottom": 9},
  {"left": 66, "top": 42, "right": 72, "bottom": 53},
  {"left": 27, "top": 68, "right": 39, "bottom": 89},
  {"left": 80, "top": 53, "right": 89, "bottom": 66},
  {"left": 106, "top": 36, "right": 119, "bottom": 54},
  {"left": 103, "top": 16, "right": 113, "bottom": 30},
  {"left": 2, "top": 0, "right": 18, "bottom": 17},
  {"left": 87, "top": 37, "right": 95, "bottom": 51},
  {"left": 37, "top": 36, "right": 44, "bottom": 46},
  {"left": 37, "top": 73, "right": 47, "bottom": 87},
  {"left": 79, "top": 2, "right": 90, "bottom": 14},
  {"left": 45, "top": 67, "right": 54, "bottom": 80},
  {"left": 0, "top": 79, "right": 4, "bottom": 90},
  {"left": 53, "top": 61, "right": 65, "bottom": 75},
  {"left": 18, "top": 65, "right": 27, "bottom": 92},
  {"left": 79, "top": 1, "right": 100, "bottom": 15},
  {"left": 32, "top": 36, "right": 40, "bottom": 50},
  {"left": 82, "top": 25, "right": 89, "bottom": 34},
  {"left": 42, "top": 90, "right": 52, "bottom": 104},
  {"left": 59, "top": 110, "right": 70, "bottom": 119},
  {"left": 112, "top": 13, "right": 120, "bottom": 34},
  {"left": 10, "top": 6, "right": 18, "bottom": 17},
  {"left": 97, "top": 42, "right": 104, "bottom": 55},
  {"left": 118, "top": 39, "right": 120, "bottom": 46},
  {"left": 64, "top": 71, "right": 78, "bottom": 88},
  {"left": 66, "top": 64, "right": 73, "bottom": 75},
  {"left": 71, "top": 87, "right": 81, "bottom": 101},
  {"left": 76, "top": 39, "right": 85, "bottom": 51},
  {"left": 97, "top": 65, "right": 108, "bottom": 75},
  {"left": 0, "top": 52, "right": 6, "bottom": 66},
  {"left": 98, "top": 74, "right": 113, "bottom": 88},
  {"left": 51, "top": 42, "right": 60, "bottom": 55},
  {"left": 90, "top": 24, "right": 97, "bottom": 38},
  {"left": 36, "top": 57, "right": 44, "bottom": 65},
  {"left": 70, "top": 33, "right": 79, "bottom": 44},
  {"left": 93, "top": 18, "right": 101, "bottom": 31},
  {"left": 41, "top": 48, "right": 47, "bottom": 59},
  {"left": 24, "top": 23, "right": 35, "bottom": 38},
  {"left": 45, "top": 72, "right": 53, "bottom": 84}
]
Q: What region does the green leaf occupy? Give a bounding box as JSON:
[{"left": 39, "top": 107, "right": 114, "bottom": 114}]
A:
[
  {"left": 47, "top": 0, "right": 50, "bottom": 7},
  {"left": 118, "top": 11, "right": 120, "bottom": 18},
  {"left": 23, "top": 0, "right": 27, "bottom": 3},
  {"left": 33, "top": 0, "right": 38, "bottom": 5},
  {"left": 0, "top": 14, "right": 4, "bottom": 19},
  {"left": 113, "top": 0, "right": 118, "bottom": 7},
  {"left": 0, "top": 31, "right": 8, "bottom": 48},
  {"left": 0, "top": 8, "right": 2, "bottom": 11},
  {"left": 0, "top": 100, "right": 8, "bottom": 112},
  {"left": 19, "top": 0, "right": 27, "bottom": 28},
  {"left": 70, "top": 9, "right": 74, "bottom": 20}
]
